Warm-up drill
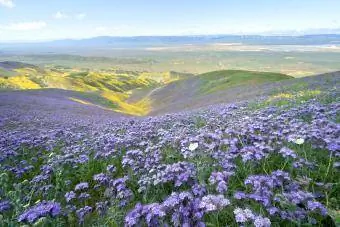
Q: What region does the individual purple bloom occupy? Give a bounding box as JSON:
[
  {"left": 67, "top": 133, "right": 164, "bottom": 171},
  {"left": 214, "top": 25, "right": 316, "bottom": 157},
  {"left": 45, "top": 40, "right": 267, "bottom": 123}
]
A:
[
  {"left": 106, "top": 164, "right": 117, "bottom": 173},
  {"left": 307, "top": 201, "right": 327, "bottom": 216},
  {"left": 217, "top": 181, "right": 228, "bottom": 193},
  {"left": 18, "top": 201, "right": 61, "bottom": 224},
  {"left": 77, "top": 155, "right": 89, "bottom": 164},
  {"left": 93, "top": 173, "right": 110, "bottom": 185},
  {"left": 31, "top": 174, "right": 49, "bottom": 184},
  {"left": 199, "top": 194, "right": 230, "bottom": 212},
  {"left": 192, "top": 184, "right": 207, "bottom": 197},
  {"left": 253, "top": 215, "right": 271, "bottom": 227},
  {"left": 93, "top": 184, "right": 101, "bottom": 190},
  {"left": 65, "top": 191, "right": 76, "bottom": 202},
  {"left": 40, "top": 165, "right": 53, "bottom": 174},
  {"left": 64, "top": 180, "right": 72, "bottom": 186},
  {"left": 233, "top": 207, "right": 254, "bottom": 223},
  {"left": 267, "top": 207, "right": 279, "bottom": 215},
  {"left": 234, "top": 191, "right": 247, "bottom": 200},
  {"left": 209, "top": 171, "right": 233, "bottom": 193},
  {"left": 78, "top": 192, "right": 91, "bottom": 200},
  {"left": 327, "top": 142, "right": 339, "bottom": 152},
  {"left": 76, "top": 206, "right": 92, "bottom": 223},
  {"left": 75, "top": 182, "right": 89, "bottom": 191},
  {"left": 0, "top": 200, "right": 11, "bottom": 212},
  {"left": 279, "top": 147, "right": 297, "bottom": 158},
  {"left": 96, "top": 201, "right": 109, "bottom": 216}
]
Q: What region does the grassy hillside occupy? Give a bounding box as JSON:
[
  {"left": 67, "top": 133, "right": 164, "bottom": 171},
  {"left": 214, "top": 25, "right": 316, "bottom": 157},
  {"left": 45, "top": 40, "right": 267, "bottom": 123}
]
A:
[
  {"left": 197, "top": 70, "right": 292, "bottom": 94},
  {"left": 148, "top": 70, "right": 293, "bottom": 114}
]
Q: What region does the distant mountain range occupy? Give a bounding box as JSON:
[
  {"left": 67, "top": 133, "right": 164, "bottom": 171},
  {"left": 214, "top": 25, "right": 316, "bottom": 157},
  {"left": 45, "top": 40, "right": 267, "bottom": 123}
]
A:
[
  {"left": 2, "top": 34, "right": 340, "bottom": 48},
  {"left": 1, "top": 34, "right": 340, "bottom": 57}
]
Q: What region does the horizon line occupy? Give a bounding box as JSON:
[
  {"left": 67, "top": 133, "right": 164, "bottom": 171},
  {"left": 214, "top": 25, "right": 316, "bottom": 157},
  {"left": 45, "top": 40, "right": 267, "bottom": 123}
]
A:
[{"left": 1, "top": 33, "right": 340, "bottom": 44}]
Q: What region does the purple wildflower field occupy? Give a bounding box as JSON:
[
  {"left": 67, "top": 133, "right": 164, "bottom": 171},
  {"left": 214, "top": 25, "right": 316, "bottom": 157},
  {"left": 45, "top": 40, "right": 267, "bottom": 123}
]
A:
[{"left": 0, "top": 75, "right": 339, "bottom": 226}]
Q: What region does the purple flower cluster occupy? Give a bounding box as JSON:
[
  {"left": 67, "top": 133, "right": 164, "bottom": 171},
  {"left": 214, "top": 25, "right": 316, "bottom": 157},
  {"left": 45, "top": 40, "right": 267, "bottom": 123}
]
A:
[
  {"left": 138, "top": 162, "right": 196, "bottom": 192},
  {"left": 209, "top": 171, "right": 234, "bottom": 193},
  {"left": 235, "top": 170, "right": 328, "bottom": 221},
  {"left": 234, "top": 207, "right": 271, "bottom": 227},
  {"left": 125, "top": 191, "right": 231, "bottom": 226},
  {"left": 18, "top": 201, "right": 61, "bottom": 224}
]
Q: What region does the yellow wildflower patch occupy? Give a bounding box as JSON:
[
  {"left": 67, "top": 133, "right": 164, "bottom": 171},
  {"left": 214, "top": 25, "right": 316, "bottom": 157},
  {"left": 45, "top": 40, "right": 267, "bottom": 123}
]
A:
[
  {"left": 101, "top": 91, "right": 151, "bottom": 116},
  {"left": 0, "top": 76, "right": 41, "bottom": 89},
  {"left": 268, "top": 90, "right": 322, "bottom": 103},
  {"left": 268, "top": 93, "right": 295, "bottom": 101},
  {"left": 69, "top": 97, "right": 93, "bottom": 105}
]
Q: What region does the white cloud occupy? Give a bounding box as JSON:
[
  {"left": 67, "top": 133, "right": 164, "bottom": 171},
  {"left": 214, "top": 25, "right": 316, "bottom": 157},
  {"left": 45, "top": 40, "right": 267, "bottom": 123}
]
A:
[
  {"left": 54, "top": 11, "right": 68, "bottom": 19},
  {"left": 0, "top": 21, "right": 47, "bottom": 31},
  {"left": 75, "top": 13, "right": 86, "bottom": 20},
  {"left": 53, "top": 11, "right": 87, "bottom": 20},
  {"left": 95, "top": 26, "right": 108, "bottom": 32},
  {"left": 0, "top": 0, "right": 15, "bottom": 8}
]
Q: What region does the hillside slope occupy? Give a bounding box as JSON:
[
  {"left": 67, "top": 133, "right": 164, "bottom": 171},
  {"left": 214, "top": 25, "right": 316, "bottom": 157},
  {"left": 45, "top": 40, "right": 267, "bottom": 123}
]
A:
[
  {"left": 6, "top": 62, "right": 336, "bottom": 116},
  {"left": 0, "top": 61, "right": 193, "bottom": 115},
  {"left": 149, "top": 70, "right": 293, "bottom": 114},
  {"left": 0, "top": 89, "right": 126, "bottom": 123},
  {"left": 0, "top": 66, "right": 338, "bottom": 116}
]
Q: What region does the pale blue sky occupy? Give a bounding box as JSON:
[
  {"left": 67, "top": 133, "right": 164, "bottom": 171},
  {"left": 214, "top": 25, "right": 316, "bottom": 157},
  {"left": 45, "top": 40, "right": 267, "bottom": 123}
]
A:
[{"left": 1, "top": 0, "right": 340, "bottom": 41}]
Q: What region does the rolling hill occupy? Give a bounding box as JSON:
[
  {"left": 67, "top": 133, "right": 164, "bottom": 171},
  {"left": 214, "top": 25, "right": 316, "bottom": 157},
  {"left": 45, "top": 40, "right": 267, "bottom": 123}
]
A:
[
  {"left": 148, "top": 70, "right": 293, "bottom": 114},
  {"left": 0, "top": 61, "right": 194, "bottom": 115},
  {"left": 0, "top": 61, "right": 299, "bottom": 115},
  {"left": 0, "top": 61, "right": 39, "bottom": 70},
  {"left": 0, "top": 69, "right": 337, "bottom": 118}
]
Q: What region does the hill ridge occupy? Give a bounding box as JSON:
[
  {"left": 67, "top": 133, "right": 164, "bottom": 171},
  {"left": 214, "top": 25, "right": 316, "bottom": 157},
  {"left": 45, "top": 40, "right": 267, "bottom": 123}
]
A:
[{"left": 1, "top": 62, "right": 296, "bottom": 115}]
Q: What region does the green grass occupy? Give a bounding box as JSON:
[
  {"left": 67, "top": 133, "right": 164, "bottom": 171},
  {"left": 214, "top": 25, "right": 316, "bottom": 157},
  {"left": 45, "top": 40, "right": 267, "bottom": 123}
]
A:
[
  {"left": 196, "top": 70, "right": 292, "bottom": 95},
  {"left": 74, "top": 91, "right": 119, "bottom": 109},
  {"left": 68, "top": 71, "right": 89, "bottom": 78},
  {"left": 0, "top": 68, "right": 18, "bottom": 77},
  {"left": 249, "top": 87, "right": 338, "bottom": 110}
]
